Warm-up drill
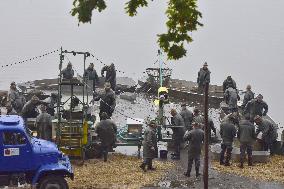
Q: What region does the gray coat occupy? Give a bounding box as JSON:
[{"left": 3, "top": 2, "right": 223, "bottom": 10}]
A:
[
  {"left": 224, "top": 87, "right": 239, "bottom": 109},
  {"left": 242, "top": 90, "right": 254, "bottom": 108},
  {"left": 220, "top": 121, "right": 237, "bottom": 145},
  {"left": 36, "top": 112, "right": 52, "bottom": 141},
  {"left": 84, "top": 67, "right": 99, "bottom": 81},
  {"left": 95, "top": 119, "right": 117, "bottom": 147},
  {"left": 143, "top": 127, "right": 158, "bottom": 159},
  {"left": 171, "top": 114, "right": 185, "bottom": 143},
  {"left": 61, "top": 68, "right": 74, "bottom": 79},
  {"left": 8, "top": 89, "right": 25, "bottom": 113},
  {"left": 184, "top": 128, "right": 204, "bottom": 158},
  {"left": 256, "top": 119, "right": 278, "bottom": 142},
  {"left": 238, "top": 119, "right": 256, "bottom": 145},
  {"left": 180, "top": 109, "right": 193, "bottom": 130},
  {"left": 193, "top": 115, "right": 216, "bottom": 135},
  {"left": 245, "top": 99, "right": 268, "bottom": 119},
  {"left": 197, "top": 68, "right": 210, "bottom": 87}
]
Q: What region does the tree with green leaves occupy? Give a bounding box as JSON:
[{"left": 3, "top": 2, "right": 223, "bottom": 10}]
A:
[{"left": 71, "top": 0, "right": 203, "bottom": 60}]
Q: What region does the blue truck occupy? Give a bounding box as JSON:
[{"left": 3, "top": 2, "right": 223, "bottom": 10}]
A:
[{"left": 0, "top": 115, "right": 73, "bottom": 189}]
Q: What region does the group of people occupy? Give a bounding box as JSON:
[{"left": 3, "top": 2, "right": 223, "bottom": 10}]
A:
[
  {"left": 140, "top": 104, "right": 217, "bottom": 177},
  {"left": 141, "top": 62, "right": 277, "bottom": 176}
]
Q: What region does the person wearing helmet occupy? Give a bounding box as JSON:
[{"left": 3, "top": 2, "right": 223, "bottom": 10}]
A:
[
  {"left": 61, "top": 62, "right": 74, "bottom": 79},
  {"left": 241, "top": 85, "right": 254, "bottom": 109},
  {"left": 223, "top": 76, "right": 237, "bottom": 92},
  {"left": 94, "top": 82, "right": 116, "bottom": 120},
  {"left": 244, "top": 94, "right": 268, "bottom": 122},
  {"left": 197, "top": 62, "right": 210, "bottom": 94},
  {"left": 21, "top": 95, "right": 40, "bottom": 120},
  {"left": 35, "top": 104, "right": 53, "bottom": 141},
  {"left": 140, "top": 120, "right": 158, "bottom": 171},
  {"left": 8, "top": 81, "right": 25, "bottom": 113},
  {"left": 224, "top": 85, "right": 240, "bottom": 113}
]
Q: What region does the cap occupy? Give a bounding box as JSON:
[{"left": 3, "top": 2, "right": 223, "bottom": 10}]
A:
[
  {"left": 246, "top": 85, "right": 252, "bottom": 90},
  {"left": 10, "top": 81, "right": 16, "bottom": 86},
  {"left": 203, "top": 62, "right": 208, "bottom": 66}
]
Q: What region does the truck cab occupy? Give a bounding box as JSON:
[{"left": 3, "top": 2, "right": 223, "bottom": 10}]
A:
[{"left": 0, "top": 115, "right": 73, "bottom": 189}]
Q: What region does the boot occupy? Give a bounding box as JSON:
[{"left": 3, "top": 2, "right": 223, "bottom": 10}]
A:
[
  {"left": 248, "top": 156, "right": 253, "bottom": 166},
  {"left": 220, "top": 154, "right": 225, "bottom": 165},
  {"left": 195, "top": 167, "right": 201, "bottom": 177},
  {"left": 147, "top": 161, "right": 156, "bottom": 171},
  {"left": 238, "top": 158, "right": 244, "bottom": 168},
  {"left": 224, "top": 153, "right": 231, "bottom": 166},
  {"left": 139, "top": 163, "right": 147, "bottom": 172}
]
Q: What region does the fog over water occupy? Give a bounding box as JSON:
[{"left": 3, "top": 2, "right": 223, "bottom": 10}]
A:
[{"left": 0, "top": 0, "right": 283, "bottom": 125}]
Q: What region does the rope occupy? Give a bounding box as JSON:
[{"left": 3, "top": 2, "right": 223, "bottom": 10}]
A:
[{"left": 0, "top": 49, "right": 60, "bottom": 69}]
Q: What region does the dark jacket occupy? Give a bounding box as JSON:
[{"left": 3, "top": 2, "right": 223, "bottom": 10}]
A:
[
  {"left": 223, "top": 78, "right": 237, "bottom": 92},
  {"left": 61, "top": 68, "right": 74, "bottom": 79},
  {"left": 193, "top": 115, "right": 216, "bottom": 135},
  {"left": 84, "top": 67, "right": 99, "bottom": 82},
  {"left": 180, "top": 109, "right": 193, "bottom": 130},
  {"left": 245, "top": 99, "right": 268, "bottom": 118},
  {"left": 95, "top": 89, "right": 116, "bottom": 115},
  {"left": 143, "top": 126, "right": 158, "bottom": 159},
  {"left": 22, "top": 100, "right": 40, "bottom": 119},
  {"left": 220, "top": 120, "right": 236, "bottom": 145},
  {"left": 171, "top": 114, "right": 185, "bottom": 143},
  {"left": 184, "top": 128, "right": 204, "bottom": 158},
  {"left": 197, "top": 68, "right": 210, "bottom": 87},
  {"left": 95, "top": 119, "right": 117, "bottom": 146},
  {"left": 101, "top": 65, "right": 116, "bottom": 89},
  {"left": 242, "top": 90, "right": 254, "bottom": 108},
  {"left": 8, "top": 89, "right": 25, "bottom": 113},
  {"left": 36, "top": 112, "right": 53, "bottom": 141},
  {"left": 256, "top": 119, "right": 278, "bottom": 142},
  {"left": 238, "top": 119, "right": 256, "bottom": 145}
]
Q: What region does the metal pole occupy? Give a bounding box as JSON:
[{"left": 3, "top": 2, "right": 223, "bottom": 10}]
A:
[
  {"left": 158, "top": 50, "right": 163, "bottom": 87},
  {"left": 203, "top": 82, "right": 209, "bottom": 189},
  {"left": 57, "top": 47, "right": 63, "bottom": 144},
  {"left": 82, "top": 54, "right": 86, "bottom": 105}
]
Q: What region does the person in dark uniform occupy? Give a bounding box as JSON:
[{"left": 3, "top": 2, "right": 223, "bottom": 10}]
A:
[
  {"left": 94, "top": 82, "right": 116, "bottom": 120},
  {"left": 101, "top": 63, "right": 116, "bottom": 91},
  {"left": 170, "top": 109, "right": 185, "bottom": 160},
  {"left": 61, "top": 62, "right": 74, "bottom": 79},
  {"left": 183, "top": 122, "right": 204, "bottom": 177},
  {"left": 95, "top": 112, "right": 117, "bottom": 162},
  {"left": 140, "top": 120, "right": 158, "bottom": 172},
  {"left": 84, "top": 63, "right": 99, "bottom": 94},
  {"left": 197, "top": 62, "right": 210, "bottom": 93},
  {"left": 35, "top": 105, "right": 53, "bottom": 141},
  {"left": 220, "top": 114, "right": 237, "bottom": 166}
]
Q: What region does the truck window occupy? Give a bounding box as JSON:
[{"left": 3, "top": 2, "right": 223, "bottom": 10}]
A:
[{"left": 2, "top": 132, "right": 27, "bottom": 145}]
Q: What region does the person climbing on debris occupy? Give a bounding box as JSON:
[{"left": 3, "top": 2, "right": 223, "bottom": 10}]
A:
[
  {"left": 35, "top": 104, "right": 53, "bottom": 141},
  {"left": 101, "top": 63, "right": 116, "bottom": 91},
  {"left": 140, "top": 120, "right": 158, "bottom": 172},
  {"left": 197, "top": 62, "right": 210, "bottom": 93},
  {"left": 84, "top": 63, "right": 99, "bottom": 94},
  {"left": 180, "top": 103, "right": 193, "bottom": 131},
  {"left": 223, "top": 76, "right": 237, "bottom": 92},
  {"left": 224, "top": 85, "right": 240, "bottom": 113},
  {"left": 220, "top": 114, "right": 237, "bottom": 166},
  {"left": 61, "top": 62, "right": 74, "bottom": 80},
  {"left": 170, "top": 109, "right": 185, "bottom": 160},
  {"left": 93, "top": 82, "right": 116, "bottom": 120},
  {"left": 254, "top": 115, "right": 278, "bottom": 155},
  {"left": 95, "top": 112, "right": 117, "bottom": 162},
  {"left": 21, "top": 95, "right": 41, "bottom": 120},
  {"left": 7, "top": 81, "right": 25, "bottom": 113},
  {"left": 183, "top": 122, "right": 204, "bottom": 177},
  {"left": 6, "top": 102, "right": 17, "bottom": 115},
  {"left": 193, "top": 108, "right": 217, "bottom": 142},
  {"left": 237, "top": 115, "right": 256, "bottom": 168},
  {"left": 244, "top": 94, "right": 268, "bottom": 122},
  {"left": 241, "top": 85, "right": 254, "bottom": 110}
]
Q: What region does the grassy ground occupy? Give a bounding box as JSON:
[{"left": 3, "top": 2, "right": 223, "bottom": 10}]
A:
[
  {"left": 212, "top": 155, "right": 284, "bottom": 183},
  {"left": 68, "top": 153, "right": 174, "bottom": 189}
]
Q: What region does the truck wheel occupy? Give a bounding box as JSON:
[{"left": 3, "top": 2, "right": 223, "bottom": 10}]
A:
[{"left": 38, "top": 175, "right": 69, "bottom": 189}]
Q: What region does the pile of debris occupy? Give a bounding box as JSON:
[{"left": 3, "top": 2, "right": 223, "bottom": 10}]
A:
[{"left": 68, "top": 153, "right": 174, "bottom": 189}]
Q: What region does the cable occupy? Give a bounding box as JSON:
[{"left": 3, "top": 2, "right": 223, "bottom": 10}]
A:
[{"left": 0, "top": 49, "right": 60, "bottom": 69}]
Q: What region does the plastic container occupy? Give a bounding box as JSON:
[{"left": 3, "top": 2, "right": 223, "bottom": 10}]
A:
[{"left": 159, "top": 150, "right": 168, "bottom": 159}]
